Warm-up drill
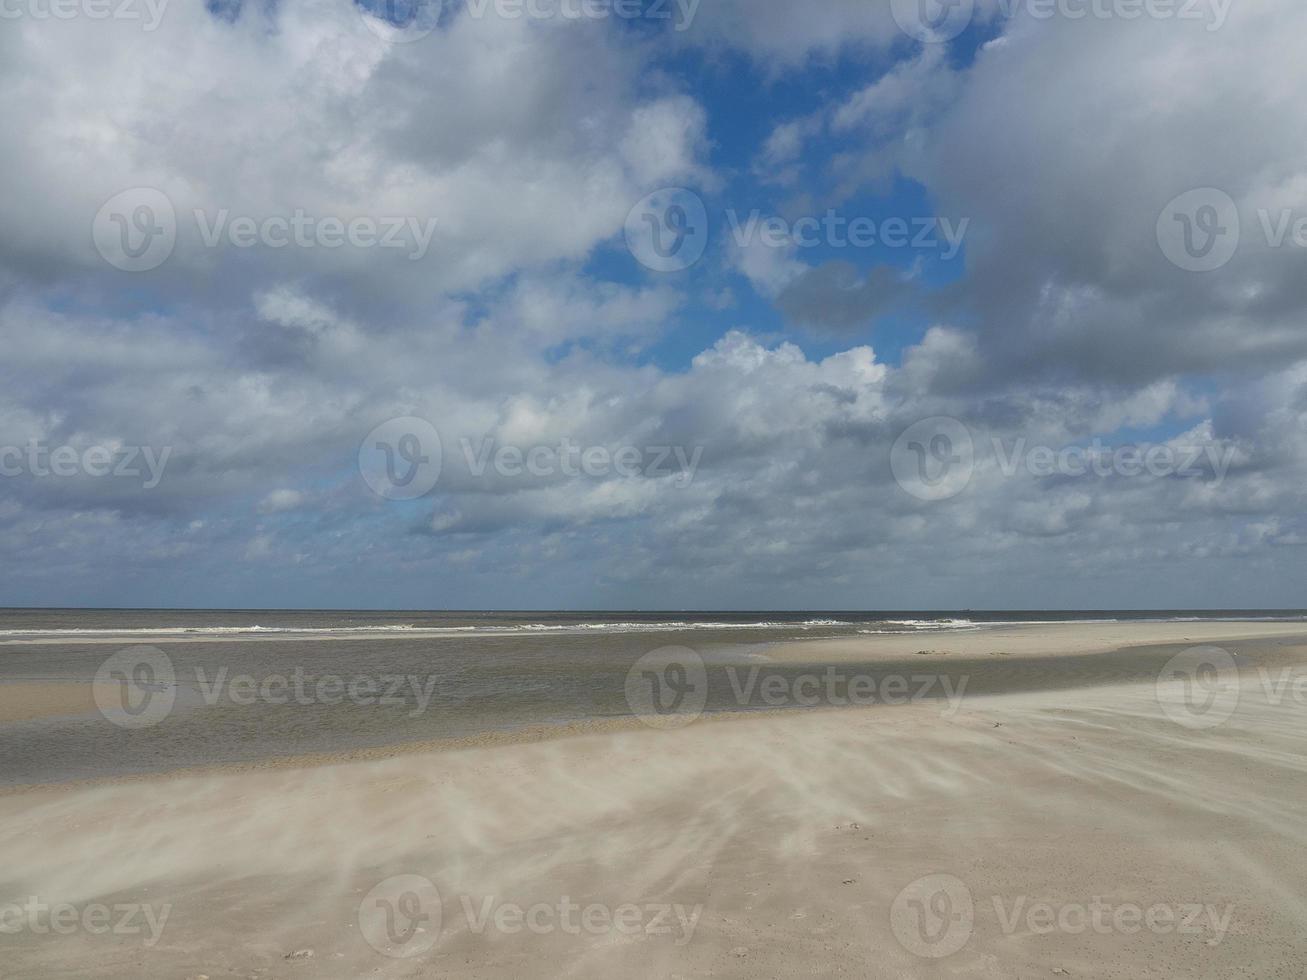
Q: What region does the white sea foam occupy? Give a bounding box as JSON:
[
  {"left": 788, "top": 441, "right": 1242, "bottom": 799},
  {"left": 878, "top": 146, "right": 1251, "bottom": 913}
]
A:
[{"left": 2, "top": 614, "right": 1301, "bottom": 640}]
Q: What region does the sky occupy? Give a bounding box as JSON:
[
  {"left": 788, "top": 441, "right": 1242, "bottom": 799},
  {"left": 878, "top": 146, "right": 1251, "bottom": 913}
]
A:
[{"left": 0, "top": 0, "right": 1304, "bottom": 610}]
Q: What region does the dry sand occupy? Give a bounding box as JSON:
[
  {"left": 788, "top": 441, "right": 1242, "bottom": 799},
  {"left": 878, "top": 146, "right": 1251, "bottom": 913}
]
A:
[
  {"left": 755, "top": 618, "right": 1307, "bottom": 662},
  {"left": 2, "top": 623, "right": 1306, "bottom": 978}
]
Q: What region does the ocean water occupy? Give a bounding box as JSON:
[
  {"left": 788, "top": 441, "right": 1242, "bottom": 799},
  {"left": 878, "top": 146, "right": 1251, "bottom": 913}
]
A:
[
  {"left": 2, "top": 609, "right": 1305, "bottom": 785},
  {"left": 4, "top": 607, "right": 1307, "bottom": 636}
]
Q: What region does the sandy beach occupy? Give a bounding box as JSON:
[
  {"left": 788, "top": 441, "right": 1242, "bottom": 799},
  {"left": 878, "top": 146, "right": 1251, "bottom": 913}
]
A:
[
  {"left": 2, "top": 622, "right": 1306, "bottom": 978},
  {"left": 761, "top": 618, "right": 1307, "bottom": 662}
]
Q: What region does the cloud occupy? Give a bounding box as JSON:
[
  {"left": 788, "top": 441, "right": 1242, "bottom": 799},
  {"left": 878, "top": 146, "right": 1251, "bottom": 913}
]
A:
[
  {"left": 675, "top": 0, "right": 902, "bottom": 67},
  {"left": 899, "top": 0, "right": 1307, "bottom": 383},
  {"left": 0, "top": 0, "right": 711, "bottom": 304},
  {"left": 0, "top": 0, "right": 1304, "bottom": 608},
  {"left": 259, "top": 490, "right": 307, "bottom": 514},
  {"left": 775, "top": 262, "right": 918, "bottom": 335}
]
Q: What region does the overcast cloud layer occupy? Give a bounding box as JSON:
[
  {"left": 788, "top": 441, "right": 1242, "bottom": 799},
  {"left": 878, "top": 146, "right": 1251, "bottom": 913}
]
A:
[{"left": 0, "top": 0, "right": 1303, "bottom": 609}]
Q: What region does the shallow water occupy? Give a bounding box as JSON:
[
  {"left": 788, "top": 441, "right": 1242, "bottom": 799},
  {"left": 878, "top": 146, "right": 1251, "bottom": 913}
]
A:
[{"left": 2, "top": 609, "right": 1305, "bottom": 785}]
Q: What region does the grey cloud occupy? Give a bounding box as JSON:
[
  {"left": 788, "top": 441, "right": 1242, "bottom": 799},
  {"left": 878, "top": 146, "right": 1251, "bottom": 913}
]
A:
[{"left": 776, "top": 261, "right": 918, "bottom": 335}]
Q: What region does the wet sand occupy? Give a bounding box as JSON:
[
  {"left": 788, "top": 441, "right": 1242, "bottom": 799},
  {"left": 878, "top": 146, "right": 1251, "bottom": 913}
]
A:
[
  {"left": 2, "top": 623, "right": 1306, "bottom": 977},
  {"left": 0, "top": 683, "right": 118, "bottom": 724}
]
